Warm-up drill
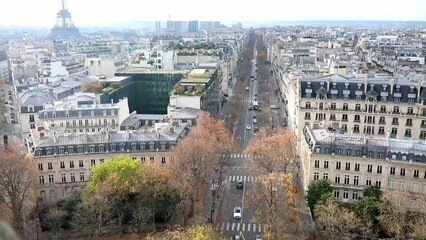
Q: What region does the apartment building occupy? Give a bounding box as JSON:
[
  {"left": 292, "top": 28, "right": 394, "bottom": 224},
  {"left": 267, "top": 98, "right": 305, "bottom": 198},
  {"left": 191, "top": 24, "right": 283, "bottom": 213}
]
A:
[
  {"left": 37, "top": 96, "right": 129, "bottom": 133},
  {"left": 301, "top": 126, "right": 426, "bottom": 203},
  {"left": 286, "top": 73, "right": 426, "bottom": 142},
  {"left": 29, "top": 120, "right": 189, "bottom": 202}
]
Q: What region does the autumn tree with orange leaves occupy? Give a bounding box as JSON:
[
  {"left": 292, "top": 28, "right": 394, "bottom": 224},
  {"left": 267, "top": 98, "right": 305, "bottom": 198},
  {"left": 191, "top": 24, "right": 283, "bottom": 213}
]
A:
[
  {"left": 171, "top": 112, "right": 238, "bottom": 224},
  {"left": 0, "top": 143, "right": 37, "bottom": 236}
]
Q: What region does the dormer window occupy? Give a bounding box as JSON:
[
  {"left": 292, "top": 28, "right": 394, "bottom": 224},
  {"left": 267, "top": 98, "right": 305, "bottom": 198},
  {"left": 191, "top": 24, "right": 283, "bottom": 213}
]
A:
[
  {"left": 410, "top": 86, "right": 414, "bottom": 92},
  {"left": 103, "top": 110, "right": 107, "bottom": 116},
  {"left": 44, "top": 112, "right": 48, "bottom": 119},
  {"left": 111, "top": 110, "right": 115, "bottom": 116},
  {"left": 396, "top": 85, "right": 400, "bottom": 91},
  {"left": 357, "top": 83, "right": 362, "bottom": 89},
  {"left": 78, "top": 111, "right": 82, "bottom": 117},
  {"left": 320, "top": 82, "right": 325, "bottom": 86},
  {"left": 91, "top": 110, "right": 94, "bottom": 116},
  {"left": 383, "top": 85, "right": 387, "bottom": 91},
  {"left": 65, "top": 111, "right": 69, "bottom": 118},
  {"left": 28, "top": 106, "right": 34, "bottom": 112},
  {"left": 332, "top": 83, "right": 337, "bottom": 88},
  {"left": 345, "top": 83, "right": 349, "bottom": 89},
  {"left": 52, "top": 112, "right": 56, "bottom": 118}
]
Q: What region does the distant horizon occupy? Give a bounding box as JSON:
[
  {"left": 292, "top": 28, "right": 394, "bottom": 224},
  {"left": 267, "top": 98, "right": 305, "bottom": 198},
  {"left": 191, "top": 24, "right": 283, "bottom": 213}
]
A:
[
  {"left": 2, "top": 20, "right": 426, "bottom": 29},
  {"left": 1, "top": 0, "right": 425, "bottom": 27}
]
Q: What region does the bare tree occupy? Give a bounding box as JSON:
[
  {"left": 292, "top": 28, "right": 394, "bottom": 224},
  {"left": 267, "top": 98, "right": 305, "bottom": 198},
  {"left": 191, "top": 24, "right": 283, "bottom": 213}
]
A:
[
  {"left": 314, "top": 197, "right": 363, "bottom": 240},
  {"left": 0, "top": 143, "right": 36, "bottom": 236},
  {"left": 378, "top": 191, "right": 426, "bottom": 240},
  {"left": 246, "top": 129, "right": 296, "bottom": 174}
]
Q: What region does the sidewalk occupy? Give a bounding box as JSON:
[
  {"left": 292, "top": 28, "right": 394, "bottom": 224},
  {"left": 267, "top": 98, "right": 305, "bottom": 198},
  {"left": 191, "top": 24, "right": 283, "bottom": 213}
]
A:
[{"left": 293, "top": 170, "right": 316, "bottom": 238}]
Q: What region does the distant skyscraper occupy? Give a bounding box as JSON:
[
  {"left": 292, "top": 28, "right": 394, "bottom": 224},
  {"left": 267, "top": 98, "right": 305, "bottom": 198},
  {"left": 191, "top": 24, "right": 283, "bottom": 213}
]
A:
[
  {"left": 188, "top": 21, "right": 199, "bottom": 33},
  {"left": 213, "top": 21, "right": 221, "bottom": 28},
  {"left": 155, "top": 21, "right": 161, "bottom": 34},
  {"left": 166, "top": 21, "right": 174, "bottom": 31},
  {"left": 200, "top": 21, "right": 213, "bottom": 31},
  {"left": 236, "top": 22, "right": 243, "bottom": 29},
  {"left": 49, "top": 0, "right": 81, "bottom": 40}
]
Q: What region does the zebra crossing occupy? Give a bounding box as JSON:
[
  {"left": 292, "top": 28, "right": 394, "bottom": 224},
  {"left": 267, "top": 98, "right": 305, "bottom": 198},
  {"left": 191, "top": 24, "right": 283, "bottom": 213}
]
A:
[
  {"left": 229, "top": 175, "right": 258, "bottom": 183},
  {"left": 221, "top": 153, "right": 250, "bottom": 158},
  {"left": 216, "top": 222, "right": 268, "bottom": 233}
]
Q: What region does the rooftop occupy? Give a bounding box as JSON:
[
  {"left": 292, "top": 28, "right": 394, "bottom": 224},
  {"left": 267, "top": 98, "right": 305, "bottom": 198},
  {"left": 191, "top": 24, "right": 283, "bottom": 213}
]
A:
[{"left": 120, "top": 68, "right": 187, "bottom": 75}]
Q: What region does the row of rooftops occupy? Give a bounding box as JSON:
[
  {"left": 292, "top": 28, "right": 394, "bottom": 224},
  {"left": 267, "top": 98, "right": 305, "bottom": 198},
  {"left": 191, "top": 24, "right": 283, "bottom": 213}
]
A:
[{"left": 304, "top": 126, "right": 426, "bottom": 164}]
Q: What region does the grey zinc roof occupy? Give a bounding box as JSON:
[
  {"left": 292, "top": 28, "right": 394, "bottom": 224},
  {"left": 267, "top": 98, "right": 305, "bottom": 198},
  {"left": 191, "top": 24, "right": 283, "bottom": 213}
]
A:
[{"left": 20, "top": 91, "right": 56, "bottom": 107}]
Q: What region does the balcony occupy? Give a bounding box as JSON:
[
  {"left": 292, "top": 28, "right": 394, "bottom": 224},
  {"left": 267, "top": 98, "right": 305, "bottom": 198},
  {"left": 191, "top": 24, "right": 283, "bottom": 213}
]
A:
[{"left": 391, "top": 122, "right": 399, "bottom": 126}]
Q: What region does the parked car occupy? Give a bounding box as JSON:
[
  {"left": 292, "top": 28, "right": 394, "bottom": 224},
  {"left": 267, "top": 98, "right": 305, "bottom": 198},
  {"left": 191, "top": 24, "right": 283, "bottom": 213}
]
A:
[
  {"left": 253, "top": 119, "right": 257, "bottom": 124},
  {"left": 233, "top": 207, "right": 242, "bottom": 219},
  {"left": 270, "top": 105, "right": 280, "bottom": 109},
  {"left": 246, "top": 125, "right": 252, "bottom": 130},
  {"left": 234, "top": 235, "right": 241, "bottom": 240},
  {"left": 254, "top": 235, "right": 262, "bottom": 240},
  {"left": 254, "top": 126, "right": 259, "bottom": 132},
  {"left": 236, "top": 181, "right": 244, "bottom": 189},
  {"left": 245, "top": 86, "right": 250, "bottom": 91},
  {"left": 248, "top": 106, "right": 253, "bottom": 110}
]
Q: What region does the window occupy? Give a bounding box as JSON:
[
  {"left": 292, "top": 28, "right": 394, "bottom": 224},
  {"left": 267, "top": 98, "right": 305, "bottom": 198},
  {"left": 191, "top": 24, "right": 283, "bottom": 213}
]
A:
[
  {"left": 304, "top": 112, "right": 311, "bottom": 119},
  {"left": 375, "top": 179, "right": 382, "bottom": 188},
  {"left": 379, "top": 116, "right": 386, "bottom": 124},
  {"left": 343, "top": 103, "right": 348, "bottom": 110},
  {"left": 323, "top": 173, "right": 328, "bottom": 180},
  {"left": 161, "top": 157, "right": 166, "bottom": 164},
  {"left": 331, "top": 103, "right": 336, "bottom": 110},
  {"left": 40, "top": 190, "right": 46, "bottom": 200},
  {"left": 314, "top": 160, "right": 320, "bottom": 168},
  {"left": 30, "top": 124, "right": 35, "bottom": 129},
  {"left": 367, "top": 164, "right": 372, "bottom": 172},
  {"left": 344, "top": 175, "right": 350, "bottom": 185},
  {"left": 400, "top": 168, "right": 405, "bottom": 176},
  {"left": 421, "top": 131, "right": 426, "bottom": 139},
  {"left": 392, "top": 117, "right": 399, "bottom": 125},
  {"left": 48, "top": 175, "right": 54, "bottom": 183},
  {"left": 354, "top": 125, "right": 360, "bottom": 133},
  {"left": 405, "top": 129, "right": 412, "bottom": 137},
  {"left": 342, "top": 114, "right": 348, "bottom": 121},
  {"left": 377, "top": 166, "right": 382, "bottom": 173},
  {"left": 141, "top": 157, "right": 146, "bottom": 163},
  {"left": 150, "top": 157, "right": 155, "bottom": 163},
  {"left": 324, "top": 161, "right": 329, "bottom": 169},
  {"left": 393, "top": 106, "right": 399, "bottom": 113},
  {"left": 314, "top": 172, "right": 319, "bottom": 180},
  {"left": 91, "top": 159, "right": 96, "bottom": 166},
  {"left": 354, "top": 115, "right": 360, "bottom": 122},
  {"left": 352, "top": 191, "right": 358, "bottom": 200},
  {"left": 406, "top": 119, "right": 413, "bottom": 126},
  {"left": 390, "top": 167, "right": 395, "bottom": 175},
  {"left": 305, "top": 102, "right": 311, "bottom": 108},
  {"left": 353, "top": 176, "right": 359, "bottom": 186},
  {"left": 39, "top": 176, "right": 45, "bottom": 184},
  {"left": 80, "top": 172, "right": 85, "bottom": 181},
  {"left": 399, "top": 180, "right": 405, "bottom": 190},
  {"left": 335, "top": 174, "right": 340, "bottom": 184},
  {"left": 70, "top": 161, "right": 74, "bottom": 168},
  {"left": 355, "top": 163, "right": 360, "bottom": 171},
  {"left": 345, "top": 162, "right": 350, "bottom": 171},
  {"left": 48, "top": 162, "right": 52, "bottom": 170},
  {"left": 389, "top": 179, "right": 395, "bottom": 189},
  {"left": 38, "top": 163, "right": 43, "bottom": 170},
  {"left": 336, "top": 162, "right": 341, "bottom": 170},
  {"left": 378, "top": 127, "right": 385, "bottom": 135},
  {"left": 413, "top": 183, "right": 418, "bottom": 193},
  {"left": 334, "top": 189, "right": 340, "bottom": 198},
  {"left": 329, "top": 114, "right": 336, "bottom": 121},
  {"left": 366, "top": 177, "right": 372, "bottom": 186},
  {"left": 60, "top": 161, "right": 65, "bottom": 169},
  {"left": 29, "top": 115, "right": 35, "bottom": 122},
  {"left": 70, "top": 173, "right": 76, "bottom": 183},
  {"left": 407, "top": 107, "right": 414, "bottom": 114},
  {"left": 61, "top": 174, "right": 66, "bottom": 183},
  {"left": 414, "top": 169, "right": 419, "bottom": 178},
  {"left": 79, "top": 160, "right": 84, "bottom": 167},
  {"left": 380, "top": 105, "right": 386, "bottom": 112},
  {"left": 343, "top": 190, "right": 349, "bottom": 200},
  {"left": 355, "top": 104, "right": 361, "bottom": 111},
  {"left": 100, "top": 159, "right": 104, "bottom": 163}
]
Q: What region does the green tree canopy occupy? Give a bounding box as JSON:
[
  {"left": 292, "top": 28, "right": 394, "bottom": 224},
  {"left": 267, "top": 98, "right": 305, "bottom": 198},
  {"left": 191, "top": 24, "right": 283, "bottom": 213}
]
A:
[
  {"left": 363, "top": 185, "right": 382, "bottom": 200},
  {"left": 87, "top": 155, "right": 138, "bottom": 192},
  {"left": 306, "top": 179, "right": 332, "bottom": 214}
]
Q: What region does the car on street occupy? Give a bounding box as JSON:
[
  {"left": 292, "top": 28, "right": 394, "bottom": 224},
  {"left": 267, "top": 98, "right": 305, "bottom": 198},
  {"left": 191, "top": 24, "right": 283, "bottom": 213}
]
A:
[
  {"left": 233, "top": 207, "right": 242, "bottom": 219},
  {"left": 270, "top": 104, "right": 280, "bottom": 109},
  {"left": 254, "top": 93, "right": 257, "bottom": 96},
  {"left": 253, "top": 119, "right": 257, "bottom": 124},
  {"left": 236, "top": 181, "right": 244, "bottom": 189},
  {"left": 234, "top": 235, "right": 241, "bottom": 240},
  {"left": 246, "top": 125, "right": 252, "bottom": 130},
  {"left": 254, "top": 126, "right": 259, "bottom": 132},
  {"left": 253, "top": 113, "right": 256, "bottom": 119},
  {"left": 248, "top": 106, "right": 253, "bottom": 110},
  {"left": 254, "top": 235, "right": 262, "bottom": 240},
  {"left": 245, "top": 86, "right": 250, "bottom": 91}
]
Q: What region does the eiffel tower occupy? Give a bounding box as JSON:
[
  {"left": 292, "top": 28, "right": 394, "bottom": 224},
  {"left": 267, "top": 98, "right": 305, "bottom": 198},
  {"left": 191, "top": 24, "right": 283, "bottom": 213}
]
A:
[{"left": 49, "top": 0, "right": 81, "bottom": 40}]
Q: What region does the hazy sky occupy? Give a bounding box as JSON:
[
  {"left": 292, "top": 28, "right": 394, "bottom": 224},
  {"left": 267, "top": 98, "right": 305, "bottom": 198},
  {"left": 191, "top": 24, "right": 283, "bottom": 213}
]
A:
[{"left": 1, "top": 0, "right": 426, "bottom": 27}]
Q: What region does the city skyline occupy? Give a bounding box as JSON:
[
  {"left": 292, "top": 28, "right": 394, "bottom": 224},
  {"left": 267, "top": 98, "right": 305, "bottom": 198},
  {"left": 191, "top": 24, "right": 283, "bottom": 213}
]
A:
[{"left": 1, "top": 0, "right": 426, "bottom": 27}]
